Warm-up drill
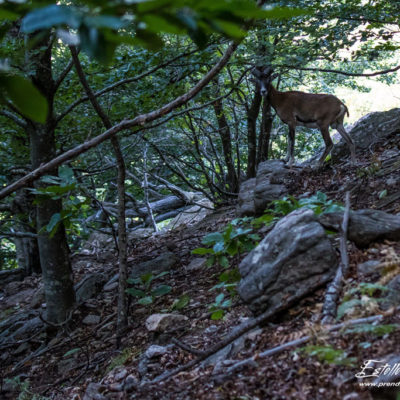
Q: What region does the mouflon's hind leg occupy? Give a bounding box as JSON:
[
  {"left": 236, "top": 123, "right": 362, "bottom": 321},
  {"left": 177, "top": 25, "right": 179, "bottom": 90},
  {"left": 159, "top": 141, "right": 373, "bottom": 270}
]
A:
[
  {"left": 317, "top": 125, "right": 333, "bottom": 167},
  {"left": 286, "top": 124, "right": 296, "bottom": 166},
  {"left": 337, "top": 124, "right": 356, "bottom": 164}
]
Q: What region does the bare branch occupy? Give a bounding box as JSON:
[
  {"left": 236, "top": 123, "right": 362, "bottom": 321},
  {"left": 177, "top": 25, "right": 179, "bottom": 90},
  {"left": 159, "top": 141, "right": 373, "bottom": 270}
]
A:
[
  {"left": 281, "top": 63, "right": 400, "bottom": 77},
  {"left": 0, "top": 231, "right": 38, "bottom": 238},
  {"left": 54, "top": 58, "right": 75, "bottom": 92},
  {"left": 0, "top": 110, "right": 27, "bottom": 128},
  {"left": 321, "top": 191, "right": 351, "bottom": 324}
]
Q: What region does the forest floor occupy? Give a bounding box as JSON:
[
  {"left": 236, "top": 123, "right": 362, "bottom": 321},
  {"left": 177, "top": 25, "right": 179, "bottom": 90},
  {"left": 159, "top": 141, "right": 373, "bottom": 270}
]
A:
[{"left": 1, "top": 132, "right": 400, "bottom": 400}]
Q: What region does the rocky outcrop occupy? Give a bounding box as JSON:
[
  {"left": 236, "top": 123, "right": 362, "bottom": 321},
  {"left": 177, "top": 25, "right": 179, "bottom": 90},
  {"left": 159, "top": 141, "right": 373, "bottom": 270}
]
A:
[
  {"left": 237, "top": 178, "right": 256, "bottom": 216},
  {"left": 238, "top": 208, "right": 337, "bottom": 314},
  {"left": 319, "top": 209, "right": 400, "bottom": 248},
  {"left": 332, "top": 108, "right": 400, "bottom": 162},
  {"left": 145, "top": 313, "right": 189, "bottom": 332},
  {"left": 75, "top": 272, "right": 107, "bottom": 304},
  {"left": 130, "top": 251, "right": 179, "bottom": 279},
  {"left": 237, "top": 160, "right": 291, "bottom": 216}
]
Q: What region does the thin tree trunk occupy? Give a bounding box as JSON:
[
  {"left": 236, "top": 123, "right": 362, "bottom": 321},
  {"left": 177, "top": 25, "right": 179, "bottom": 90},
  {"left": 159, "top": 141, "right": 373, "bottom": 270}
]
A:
[
  {"left": 70, "top": 46, "right": 128, "bottom": 344},
  {"left": 246, "top": 87, "right": 262, "bottom": 178},
  {"left": 143, "top": 145, "right": 158, "bottom": 232},
  {"left": 212, "top": 97, "right": 238, "bottom": 192},
  {"left": 257, "top": 97, "right": 274, "bottom": 165}
]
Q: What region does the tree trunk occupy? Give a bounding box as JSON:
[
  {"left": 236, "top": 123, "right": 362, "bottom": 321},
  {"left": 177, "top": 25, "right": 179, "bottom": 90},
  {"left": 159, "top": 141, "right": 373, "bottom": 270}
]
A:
[
  {"left": 246, "top": 87, "right": 262, "bottom": 178},
  {"left": 12, "top": 186, "right": 41, "bottom": 275},
  {"left": 256, "top": 98, "right": 274, "bottom": 166},
  {"left": 69, "top": 46, "right": 128, "bottom": 343},
  {"left": 212, "top": 98, "right": 238, "bottom": 193},
  {"left": 29, "top": 36, "right": 75, "bottom": 324}
]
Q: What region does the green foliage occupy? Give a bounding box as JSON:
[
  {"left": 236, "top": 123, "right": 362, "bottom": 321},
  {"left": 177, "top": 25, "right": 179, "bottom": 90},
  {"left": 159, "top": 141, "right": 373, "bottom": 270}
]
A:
[
  {"left": 379, "top": 189, "right": 387, "bottom": 199},
  {"left": 107, "top": 348, "right": 135, "bottom": 373},
  {"left": 4, "top": 376, "right": 48, "bottom": 400},
  {"left": 212, "top": 268, "right": 241, "bottom": 293},
  {"left": 356, "top": 161, "right": 381, "bottom": 178},
  {"left": 208, "top": 292, "right": 232, "bottom": 320},
  {"left": 0, "top": 238, "right": 17, "bottom": 270},
  {"left": 347, "top": 282, "right": 389, "bottom": 297},
  {"left": 338, "top": 282, "right": 389, "bottom": 320},
  {"left": 344, "top": 323, "right": 398, "bottom": 337},
  {"left": 126, "top": 271, "right": 172, "bottom": 305},
  {"left": 300, "top": 345, "right": 356, "bottom": 366},
  {"left": 18, "top": 1, "right": 307, "bottom": 63},
  {"left": 63, "top": 347, "right": 81, "bottom": 358},
  {"left": 31, "top": 166, "right": 91, "bottom": 238},
  {"left": 0, "top": 73, "right": 48, "bottom": 123},
  {"left": 265, "top": 191, "right": 344, "bottom": 218},
  {"left": 170, "top": 294, "right": 190, "bottom": 310},
  {"left": 192, "top": 217, "right": 259, "bottom": 267},
  {"left": 208, "top": 267, "right": 241, "bottom": 319}
]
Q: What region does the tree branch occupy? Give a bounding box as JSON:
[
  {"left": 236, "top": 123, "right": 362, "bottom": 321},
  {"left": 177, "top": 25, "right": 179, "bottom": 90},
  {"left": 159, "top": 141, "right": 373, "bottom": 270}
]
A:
[
  {"left": 54, "top": 58, "right": 75, "bottom": 92},
  {"left": 0, "top": 109, "right": 27, "bottom": 128},
  {"left": 281, "top": 63, "right": 400, "bottom": 77},
  {"left": 0, "top": 231, "right": 38, "bottom": 238}
]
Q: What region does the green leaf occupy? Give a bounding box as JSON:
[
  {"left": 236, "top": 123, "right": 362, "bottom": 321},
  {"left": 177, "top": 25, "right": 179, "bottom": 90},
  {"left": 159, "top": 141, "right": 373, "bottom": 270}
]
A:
[
  {"left": 125, "top": 288, "right": 146, "bottom": 297},
  {"left": 258, "top": 7, "right": 308, "bottom": 20},
  {"left": 202, "top": 232, "right": 223, "bottom": 245},
  {"left": 138, "top": 296, "right": 153, "bottom": 305},
  {"left": 0, "top": 8, "right": 19, "bottom": 21},
  {"left": 126, "top": 277, "right": 142, "bottom": 285},
  {"left": 141, "top": 273, "right": 154, "bottom": 285},
  {"left": 151, "top": 284, "right": 172, "bottom": 297},
  {"left": 221, "top": 299, "right": 232, "bottom": 308},
  {"left": 316, "top": 191, "right": 327, "bottom": 202},
  {"left": 63, "top": 348, "right": 81, "bottom": 358},
  {"left": 206, "top": 255, "right": 215, "bottom": 267},
  {"left": 153, "top": 271, "right": 170, "bottom": 279},
  {"left": 58, "top": 166, "right": 75, "bottom": 183},
  {"left": 226, "top": 240, "right": 238, "bottom": 256},
  {"left": 192, "top": 247, "right": 214, "bottom": 255},
  {"left": 141, "top": 14, "right": 185, "bottom": 34},
  {"left": 223, "top": 224, "right": 233, "bottom": 241},
  {"left": 211, "top": 19, "right": 246, "bottom": 39},
  {"left": 213, "top": 241, "right": 225, "bottom": 254},
  {"left": 323, "top": 204, "right": 344, "bottom": 213},
  {"left": 215, "top": 293, "right": 224, "bottom": 305},
  {"left": 211, "top": 309, "right": 224, "bottom": 320},
  {"left": 21, "top": 5, "right": 81, "bottom": 33},
  {"left": 84, "top": 15, "right": 127, "bottom": 30},
  {"left": 0, "top": 75, "right": 48, "bottom": 123},
  {"left": 218, "top": 255, "right": 229, "bottom": 268},
  {"left": 337, "top": 298, "right": 363, "bottom": 319},
  {"left": 171, "top": 294, "right": 190, "bottom": 310},
  {"left": 379, "top": 189, "right": 387, "bottom": 199},
  {"left": 344, "top": 324, "right": 398, "bottom": 336},
  {"left": 46, "top": 213, "right": 62, "bottom": 233}
]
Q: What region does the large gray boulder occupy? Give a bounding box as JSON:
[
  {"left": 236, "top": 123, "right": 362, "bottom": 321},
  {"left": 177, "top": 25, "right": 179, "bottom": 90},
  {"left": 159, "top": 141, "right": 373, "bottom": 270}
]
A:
[
  {"left": 238, "top": 208, "right": 337, "bottom": 314},
  {"left": 237, "top": 160, "right": 290, "bottom": 216},
  {"left": 332, "top": 108, "right": 400, "bottom": 162},
  {"left": 237, "top": 178, "right": 256, "bottom": 216},
  {"left": 130, "top": 251, "right": 179, "bottom": 279},
  {"left": 75, "top": 272, "right": 107, "bottom": 304},
  {"left": 319, "top": 209, "right": 400, "bottom": 248}
]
